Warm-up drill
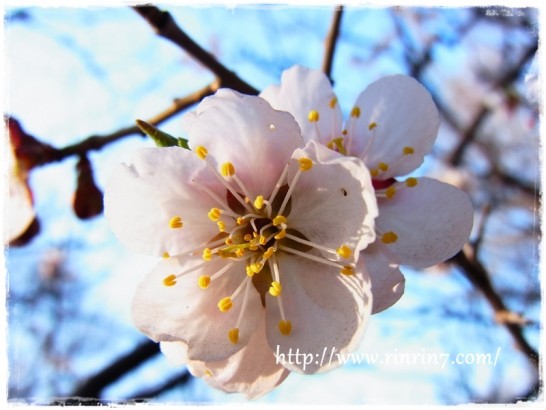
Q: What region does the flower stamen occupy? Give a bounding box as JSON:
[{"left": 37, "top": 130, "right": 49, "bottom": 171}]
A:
[
  {"left": 278, "top": 158, "right": 312, "bottom": 216},
  {"left": 168, "top": 216, "right": 183, "bottom": 229},
  {"left": 278, "top": 245, "right": 352, "bottom": 272},
  {"left": 267, "top": 163, "right": 289, "bottom": 209},
  {"left": 269, "top": 280, "right": 282, "bottom": 297},
  {"left": 228, "top": 328, "right": 239, "bottom": 344},
  {"left": 162, "top": 260, "right": 210, "bottom": 287},
  {"left": 279, "top": 320, "right": 292, "bottom": 335},
  {"left": 218, "top": 297, "right": 233, "bottom": 312},
  {"left": 381, "top": 231, "right": 398, "bottom": 244}
]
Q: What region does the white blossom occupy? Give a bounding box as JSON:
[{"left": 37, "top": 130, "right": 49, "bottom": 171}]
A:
[
  {"left": 261, "top": 66, "right": 474, "bottom": 313},
  {"left": 104, "top": 89, "right": 378, "bottom": 396}
]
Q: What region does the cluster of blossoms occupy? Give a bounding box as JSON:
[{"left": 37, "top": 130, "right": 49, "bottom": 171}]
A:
[{"left": 104, "top": 66, "right": 473, "bottom": 398}]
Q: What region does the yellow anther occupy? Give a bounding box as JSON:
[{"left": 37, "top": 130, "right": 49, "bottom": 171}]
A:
[
  {"left": 330, "top": 97, "right": 338, "bottom": 108},
  {"left": 406, "top": 177, "right": 418, "bottom": 187},
  {"left": 403, "top": 146, "right": 415, "bottom": 155},
  {"left": 298, "top": 157, "right": 313, "bottom": 171},
  {"left": 273, "top": 215, "right": 287, "bottom": 226},
  {"left": 253, "top": 195, "right": 264, "bottom": 210},
  {"left": 235, "top": 248, "right": 245, "bottom": 257},
  {"left": 274, "top": 229, "right": 287, "bottom": 240},
  {"left": 162, "top": 251, "right": 170, "bottom": 259},
  {"left": 378, "top": 162, "right": 389, "bottom": 172},
  {"left": 208, "top": 208, "right": 221, "bottom": 221},
  {"left": 370, "top": 169, "right": 379, "bottom": 177},
  {"left": 228, "top": 328, "right": 239, "bottom": 344},
  {"left": 253, "top": 232, "right": 259, "bottom": 238},
  {"left": 204, "top": 370, "right": 213, "bottom": 378},
  {"left": 381, "top": 231, "right": 398, "bottom": 244},
  {"left": 336, "top": 245, "right": 353, "bottom": 259},
  {"left": 263, "top": 247, "right": 276, "bottom": 260},
  {"left": 250, "top": 262, "right": 263, "bottom": 274},
  {"left": 243, "top": 233, "right": 253, "bottom": 242},
  {"left": 385, "top": 186, "right": 396, "bottom": 199},
  {"left": 163, "top": 274, "right": 177, "bottom": 287},
  {"left": 279, "top": 320, "right": 292, "bottom": 335},
  {"left": 368, "top": 122, "right": 377, "bottom": 130},
  {"left": 340, "top": 265, "right": 355, "bottom": 276},
  {"left": 220, "top": 162, "right": 235, "bottom": 177},
  {"left": 326, "top": 141, "right": 334, "bottom": 149},
  {"left": 198, "top": 275, "right": 211, "bottom": 289},
  {"left": 246, "top": 265, "right": 255, "bottom": 277},
  {"left": 259, "top": 235, "right": 267, "bottom": 245},
  {"left": 217, "top": 221, "right": 226, "bottom": 232},
  {"left": 169, "top": 216, "right": 183, "bottom": 229},
  {"left": 218, "top": 297, "right": 233, "bottom": 312},
  {"left": 331, "top": 137, "right": 347, "bottom": 155},
  {"left": 269, "top": 281, "right": 282, "bottom": 297},
  {"left": 202, "top": 248, "right": 212, "bottom": 261},
  {"left": 225, "top": 237, "right": 234, "bottom": 245},
  {"left": 308, "top": 110, "right": 320, "bottom": 122},
  {"left": 236, "top": 217, "right": 245, "bottom": 225},
  {"left": 195, "top": 146, "right": 208, "bottom": 160},
  {"left": 351, "top": 106, "right": 361, "bottom": 118}
]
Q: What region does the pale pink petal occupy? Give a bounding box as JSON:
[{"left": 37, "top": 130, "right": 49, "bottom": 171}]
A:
[
  {"left": 362, "top": 243, "right": 405, "bottom": 314},
  {"left": 182, "top": 89, "right": 304, "bottom": 199},
  {"left": 345, "top": 75, "right": 440, "bottom": 178},
  {"left": 287, "top": 141, "right": 378, "bottom": 258},
  {"left": 104, "top": 147, "right": 222, "bottom": 257},
  {"left": 375, "top": 177, "right": 474, "bottom": 268},
  {"left": 132, "top": 256, "right": 262, "bottom": 362},
  {"left": 260, "top": 65, "right": 343, "bottom": 146},
  {"left": 162, "top": 314, "right": 290, "bottom": 399},
  {"left": 6, "top": 144, "right": 35, "bottom": 242},
  {"left": 265, "top": 254, "right": 372, "bottom": 374}
]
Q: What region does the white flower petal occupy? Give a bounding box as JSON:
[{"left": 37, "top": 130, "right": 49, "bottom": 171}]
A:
[
  {"left": 375, "top": 177, "right": 474, "bottom": 268},
  {"left": 182, "top": 89, "right": 304, "bottom": 199},
  {"left": 346, "top": 75, "right": 439, "bottom": 178},
  {"left": 288, "top": 141, "right": 378, "bottom": 258},
  {"left": 260, "top": 65, "right": 343, "bottom": 146},
  {"left": 362, "top": 243, "right": 405, "bottom": 314},
  {"left": 132, "top": 256, "right": 262, "bottom": 362},
  {"left": 104, "top": 147, "right": 222, "bottom": 257},
  {"left": 162, "top": 314, "right": 290, "bottom": 399},
  {"left": 265, "top": 254, "right": 372, "bottom": 374}
]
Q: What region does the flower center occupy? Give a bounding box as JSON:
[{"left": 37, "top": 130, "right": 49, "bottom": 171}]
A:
[{"left": 161, "top": 146, "right": 357, "bottom": 345}]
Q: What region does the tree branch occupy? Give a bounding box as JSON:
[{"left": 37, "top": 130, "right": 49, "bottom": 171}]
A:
[
  {"left": 129, "top": 371, "right": 191, "bottom": 401},
  {"left": 72, "top": 340, "right": 160, "bottom": 399},
  {"left": 132, "top": 5, "right": 258, "bottom": 95},
  {"left": 322, "top": 6, "right": 344, "bottom": 84},
  {"left": 450, "top": 248, "right": 539, "bottom": 370}
]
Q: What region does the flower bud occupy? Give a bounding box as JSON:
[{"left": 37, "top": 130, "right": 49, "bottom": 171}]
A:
[{"left": 73, "top": 155, "right": 104, "bottom": 219}]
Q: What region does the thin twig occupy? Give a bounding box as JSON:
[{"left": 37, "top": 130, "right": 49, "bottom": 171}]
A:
[
  {"left": 132, "top": 5, "right": 258, "bottom": 95},
  {"left": 322, "top": 6, "right": 344, "bottom": 84},
  {"left": 449, "top": 43, "right": 537, "bottom": 166},
  {"left": 33, "top": 81, "right": 218, "bottom": 167}
]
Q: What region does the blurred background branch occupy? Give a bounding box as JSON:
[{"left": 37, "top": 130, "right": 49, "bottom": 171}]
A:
[{"left": 322, "top": 5, "right": 344, "bottom": 83}]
